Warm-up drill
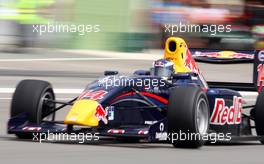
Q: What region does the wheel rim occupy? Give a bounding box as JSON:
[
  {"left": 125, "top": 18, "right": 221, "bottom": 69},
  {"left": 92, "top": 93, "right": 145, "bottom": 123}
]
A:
[
  {"left": 196, "top": 98, "right": 209, "bottom": 135},
  {"left": 38, "top": 90, "right": 55, "bottom": 122}
]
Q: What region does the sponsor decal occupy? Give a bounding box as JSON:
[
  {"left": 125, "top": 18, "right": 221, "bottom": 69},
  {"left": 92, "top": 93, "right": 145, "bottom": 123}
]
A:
[
  {"left": 144, "top": 121, "right": 158, "bottom": 125},
  {"left": 22, "top": 127, "right": 41, "bottom": 132},
  {"left": 194, "top": 51, "right": 254, "bottom": 59},
  {"left": 155, "top": 123, "right": 167, "bottom": 141},
  {"left": 185, "top": 49, "right": 208, "bottom": 89},
  {"left": 258, "top": 51, "right": 264, "bottom": 62},
  {"left": 78, "top": 90, "right": 107, "bottom": 100},
  {"left": 107, "top": 129, "right": 125, "bottom": 134},
  {"left": 210, "top": 96, "right": 242, "bottom": 125},
  {"left": 138, "top": 130, "right": 149, "bottom": 135},
  {"left": 257, "top": 64, "right": 264, "bottom": 86},
  {"left": 106, "top": 106, "right": 114, "bottom": 121},
  {"left": 257, "top": 64, "right": 264, "bottom": 92},
  {"left": 160, "top": 122, "right": 164, "bottom": 131},
  {"left": 155, "top": 132, "right": 167, "bottom": 141},
  {"left": 185, "top": 49, "right": 199, "bottom": 73},
  {"left": 95, "top": 104, "right": 108, "bottom": 124}
]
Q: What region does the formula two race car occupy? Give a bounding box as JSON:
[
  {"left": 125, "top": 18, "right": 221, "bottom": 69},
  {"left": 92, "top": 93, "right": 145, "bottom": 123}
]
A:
[{"left": 7, "top": 37, "right": 264, "bottom": 148}]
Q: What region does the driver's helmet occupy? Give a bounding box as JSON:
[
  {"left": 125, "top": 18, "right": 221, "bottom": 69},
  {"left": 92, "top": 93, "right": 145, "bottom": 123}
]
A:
[{"left": 151, "top": 59, "right": 174, "bottom": 78}]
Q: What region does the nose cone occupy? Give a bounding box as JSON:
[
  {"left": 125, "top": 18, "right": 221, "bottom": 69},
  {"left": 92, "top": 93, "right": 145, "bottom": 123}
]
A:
[{"left": 64, "top": 99, "right": 106, "bottom": 126}]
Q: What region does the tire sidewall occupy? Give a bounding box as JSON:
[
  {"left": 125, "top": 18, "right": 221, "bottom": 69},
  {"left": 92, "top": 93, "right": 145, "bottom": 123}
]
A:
[{"left": 168, "top": 86, "right": 209, "bottom": 148}]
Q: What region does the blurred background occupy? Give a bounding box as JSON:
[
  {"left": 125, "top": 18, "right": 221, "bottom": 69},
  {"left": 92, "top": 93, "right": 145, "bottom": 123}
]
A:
[{"left": 0, "top": 0, "right": 264, "bottom": 53}]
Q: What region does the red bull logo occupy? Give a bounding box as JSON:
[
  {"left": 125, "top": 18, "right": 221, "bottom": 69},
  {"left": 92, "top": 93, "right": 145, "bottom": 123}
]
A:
[
  {"left": 94, "top": 104, "right": 108, "bottom": 124},
  {"left": 194, "top": 51, "right": 254, "bottom": 59},
  {"left": 210, "top": 96, "right": 242, "bottom": 125},
  {"left": 184, "top": 49, "right": 199, "bottom": 73},
  {"left": 257, "top": 64, "right": 264, "bottom": 85},
  {"left": 257, "top": 64, "right": 264, "bottom": 92}
]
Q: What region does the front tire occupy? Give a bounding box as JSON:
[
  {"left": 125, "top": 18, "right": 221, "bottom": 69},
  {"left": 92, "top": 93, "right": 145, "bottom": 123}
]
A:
[
  {"left": 168, "top": 86, "right": 209, "bottom": 148},
  {"left": 11, "top": 79, "right": 55, "bottom": 139}
]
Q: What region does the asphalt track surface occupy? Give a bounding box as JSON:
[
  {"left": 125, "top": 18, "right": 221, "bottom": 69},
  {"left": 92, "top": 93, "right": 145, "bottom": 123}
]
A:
[{"left": 0, "top": 50, "right": 263, "bottom": 164}]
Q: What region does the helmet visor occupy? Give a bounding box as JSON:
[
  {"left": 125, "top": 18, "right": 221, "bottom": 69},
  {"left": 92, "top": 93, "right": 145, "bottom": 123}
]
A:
[{"left": 153, "top": 67, "right": 173, "bottom": 77}]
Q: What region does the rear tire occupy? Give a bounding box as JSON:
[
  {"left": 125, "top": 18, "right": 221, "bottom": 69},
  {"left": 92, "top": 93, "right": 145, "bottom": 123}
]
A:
[
  {"left": 255, "top": 88, "right": 264, "bottom": 144},
  {"left": 11, "top": 79, "right": 55, "bottom": 139},
  {"left": 168, "top": 86, "right": 209, "bottom": 148}
]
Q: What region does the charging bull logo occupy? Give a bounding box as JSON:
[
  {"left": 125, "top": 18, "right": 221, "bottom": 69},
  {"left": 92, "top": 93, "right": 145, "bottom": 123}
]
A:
[
  {"left": 194, "top": 51, "right": 254, "bottom": 59},
  {"left": 210, "top": 96, "right": 242, "bottom": 125},
  {"left": 164, "top": 37, "right": 200, "bottom": 73},
  {"left": 95, "top": 104, "right": 108, "bottom": 124},
  {"left": 184, "top": 49, "right": 199, "bottom": 73},
  {"left": 163, "top": 37, "right": 208, "bottom": 88}
]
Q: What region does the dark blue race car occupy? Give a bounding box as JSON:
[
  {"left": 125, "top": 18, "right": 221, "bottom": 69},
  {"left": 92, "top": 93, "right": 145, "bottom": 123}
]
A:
[{"left": 7, "top": 37, "right": 264, "bottom": 148}]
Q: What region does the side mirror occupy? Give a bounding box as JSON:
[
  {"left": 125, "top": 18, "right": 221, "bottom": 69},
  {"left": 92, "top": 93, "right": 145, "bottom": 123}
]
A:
[
  {"left": 104, "top": 71, "right": 118, "bottom": 76},
  {"left": 134, "top": 70, "right": 151, "bottom": 76},
  {"left": 172, "top": 72, "right": 198, "bottom": 79}
]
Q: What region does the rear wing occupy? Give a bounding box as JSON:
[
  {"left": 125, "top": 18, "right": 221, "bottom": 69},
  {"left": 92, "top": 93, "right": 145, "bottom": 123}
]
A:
[
  {"left": 191, "top": 49, "right": 264, "bottom": 92},
  {"left": 190, "top": 49, "right": 254, "bottom": 64}
]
